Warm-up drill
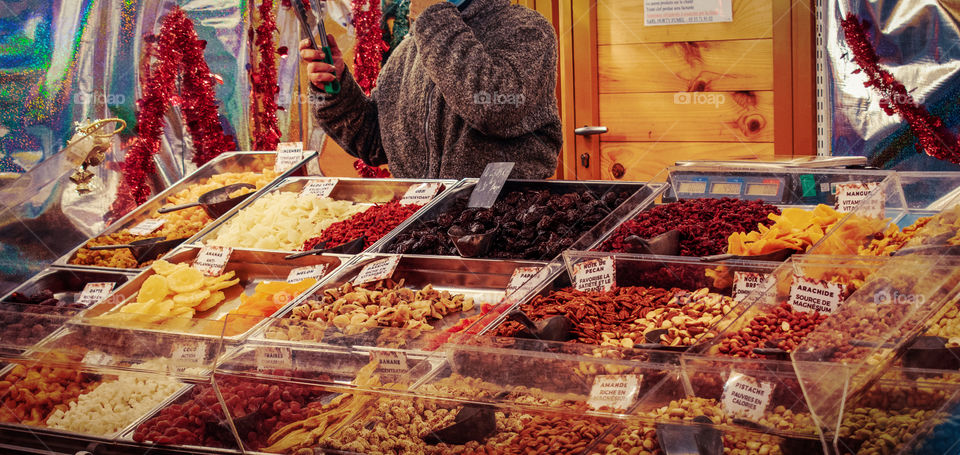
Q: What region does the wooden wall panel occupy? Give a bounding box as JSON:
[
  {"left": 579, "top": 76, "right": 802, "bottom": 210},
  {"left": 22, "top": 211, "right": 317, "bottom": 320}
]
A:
[
  {"left": 599, "top": 39, "right": 773, "bottom": 93},
  {"left": 600, "top": 142, "right": 775, "bottom": 182},
  {"left": 597, "top": 0, "right": 773, "bottom": 45},
  {"left": 599, "top": 91, "right": 774, "bottom": 142}
]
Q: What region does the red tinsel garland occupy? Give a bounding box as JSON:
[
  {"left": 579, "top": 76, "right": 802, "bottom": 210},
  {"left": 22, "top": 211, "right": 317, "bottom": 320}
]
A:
[
  {"left": 351, "top": 0, "right": 391, "bottom": 177},
  {"left": 841, "top": 13, "right": 960, "bottom": 164},
  {"left": 111, "top": 7, "right": 236, "bottom": 217},
  {"left": 251, "top": 0, "right": 282, "bottom": 150}
]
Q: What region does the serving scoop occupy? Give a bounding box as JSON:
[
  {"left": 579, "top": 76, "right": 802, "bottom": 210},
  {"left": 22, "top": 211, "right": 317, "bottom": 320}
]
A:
[
  {"left": 157, "top": 183, "right": 256, "bottom": 218},
  {"left": 447, "top": 222, "right": 499, "bottom": 258},
  {"left": 86, "top": 236, "right": 187, "bottom": 263},
  {"left": 621, "top": 230, "right": 681, "bottom": 255},
  {"left": 506, "top": 310, "right": 573, "bottom": 342}
]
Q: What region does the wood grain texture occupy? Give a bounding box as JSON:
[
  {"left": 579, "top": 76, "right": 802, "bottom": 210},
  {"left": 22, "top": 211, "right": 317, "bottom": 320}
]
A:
[
  {"left": 600, "top": 142, "right": 777, "bottom": 181},
  {"left": 598, "top": 0, "right": 773, "bottom": 45},
  {"left": 599, "top": 39, "right": 773, "bottom": 93},
  {"left": 599, "top": 91, "right": 774, "bottom": 142}
]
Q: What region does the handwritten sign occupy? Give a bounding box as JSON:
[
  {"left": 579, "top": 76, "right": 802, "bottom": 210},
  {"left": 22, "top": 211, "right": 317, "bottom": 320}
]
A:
[
  {"left": 788, "top": 275, "right": 845, "bottom": 314},
  {"left": 274, "top": 142, "right": 304, "bottom": 172},
  {"left": 587, "top": 374, "right": 642, "bottom": 411},
  {"left": 732, "top": 272, "right": 774, "bottom": 303},
  {"left": 355, "top": 256, "right": 401, "bottom": 285},
  {"left": 573, "top": 257, "right": 616, "bottom": 292},
  {"left": 835, "top": 181, "right": 883, "bottom": 217},
  {"left": 128, "top": 218, "right": 166, "bottom": 236},
  {"left": 468, "top": 162, "right": 515, "bottom": 208},
  {"left": 171, "top": 342, "right": 207, "bottom": 373},
  {"left": 76, "top": 282, "right": 116, "bottom": 308},
  {"left": 505, "top": 266, "right": 543, "bottom": 298},
  {"left": 193, "top": 246, "right": 233, "bottom": 277},
  {"left": 370, "top": 350, "right": 409, "bottom": 378},
  {"left": 300, "top": 178, "right": 338, "bottom": 198},
  {"left": 644, "top": 0, "right": 733, "bottom": 26},
  {"left": 256, "top": 347, "right": 293, "bottom": 371},
  {"left": 287, "top": 264, "right": 330, "bottom": 283},
  {"left": 721, "top": 372, "right": 773, "bottom": 421},
  {"left": 399, "top": 182, "right": 442, "bottom": 205}
]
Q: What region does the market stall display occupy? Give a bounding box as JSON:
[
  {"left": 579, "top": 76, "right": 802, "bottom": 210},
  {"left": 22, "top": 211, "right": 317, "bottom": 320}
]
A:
[
  {"left": 199, "top": 178, "right": 451, "bottom": 253},
  {"left": 376, "top": 180, "right": 655, "bottom": 260},
  {"left": 56, "top": 152, "right": 316, "bottom": 271}
]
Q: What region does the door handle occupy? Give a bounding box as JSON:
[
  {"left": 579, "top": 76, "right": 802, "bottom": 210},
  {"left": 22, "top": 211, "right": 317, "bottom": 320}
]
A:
[{"left": 574, "top": 126, "right": 608, "bottom": 136}]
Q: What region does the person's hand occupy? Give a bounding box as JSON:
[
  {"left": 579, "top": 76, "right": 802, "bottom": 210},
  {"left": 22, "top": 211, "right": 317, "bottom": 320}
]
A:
[{"left": 300, "top": 34, "right": 345, "bottom": 90}]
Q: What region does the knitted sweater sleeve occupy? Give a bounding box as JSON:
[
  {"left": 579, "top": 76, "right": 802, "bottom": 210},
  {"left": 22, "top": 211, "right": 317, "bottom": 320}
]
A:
[{"left": 311, "top": 68, "right": 388, "bottom": 167}]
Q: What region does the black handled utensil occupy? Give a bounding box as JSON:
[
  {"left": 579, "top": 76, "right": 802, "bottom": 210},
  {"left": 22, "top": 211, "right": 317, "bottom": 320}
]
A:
[
  {"left": 284, "top": 235, "right": 367, "bottom": 260},
  {"left": 157, "top": 183, "right": 256, "bottom": 218},
  {"left": 293, "top": 0, "right": 340, "bottom": 94},
  {"left": 506, "top": 310, "right": 572, "bottom": 342},
  {"left": 622, "top": 230, "right": 681, "bottom": 255},
  {"left": 86, "top": 236, "right": 187, "bottom": 263},
  {"left": 447, "top": 222, "right": 499, "bottom": 258}
]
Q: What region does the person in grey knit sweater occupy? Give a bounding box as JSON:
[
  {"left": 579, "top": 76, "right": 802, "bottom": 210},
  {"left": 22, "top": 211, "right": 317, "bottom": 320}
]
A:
[{"left": 300, "top": 0, "right": 561, "bottom": 179}]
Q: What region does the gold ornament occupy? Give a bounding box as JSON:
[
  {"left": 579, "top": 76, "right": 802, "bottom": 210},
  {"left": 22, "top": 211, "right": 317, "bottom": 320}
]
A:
[{"left": 66, "top": 118, "right": 126, "bottom": 194}]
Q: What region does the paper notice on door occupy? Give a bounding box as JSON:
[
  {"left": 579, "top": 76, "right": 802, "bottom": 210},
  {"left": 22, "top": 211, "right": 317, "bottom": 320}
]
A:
[{"left": 644, "top": 0, "right": 733, "bottom": 26}]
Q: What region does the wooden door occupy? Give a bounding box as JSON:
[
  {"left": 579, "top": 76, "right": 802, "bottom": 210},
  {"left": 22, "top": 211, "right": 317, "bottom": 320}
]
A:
[{"left": 564, "top": 0, "right": 815, "bottom": 182}]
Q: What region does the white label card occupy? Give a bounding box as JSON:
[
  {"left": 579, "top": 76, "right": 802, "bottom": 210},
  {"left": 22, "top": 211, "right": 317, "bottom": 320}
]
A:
[
  {"left": 128, "top": 218, "right": 166, "bottom": 236},
  {"left": 370, "top": 350, "right": 409, "bottom": 375},
  {"left": 256, "top": 347, "right": 293, "bottom": 371},
  {"left": 300, "top": 178, "right": 339, "bottom": 198},
  {"left": 732, "top": 272, "right": 774, "bottom": 303},
  {"left": 76, "top": 282, "right": 116, "bottom": 308},
  {"left": 721, "top": 372, "right": 774, "bottom": 421},
  {"left": 287, "top": 264, "right": 330, "bottom": 283},
  {"left": 274, "top": 142, "right": 305, "bottom": 172},
  {"left": 355, "top": 256, "right": 401, "bottom": 285},
  {"left": 171, "top": 342, "right": 207, "bottom": 372},
  {"left": 573, "top": 257, "right": 616, "bottom": 292},
  {"left": 787, "top": 275, "right": 845, "bottom": 314},
  {"left": 587, "top": 374, "right": 642, "bottom": 411},
  {"left": 505, "top": 266, "right": 543, "bottom": 298},
  {"left": 82, "top": 351, "right": 114, "bottom": 367},
  {"left": 399, "top": 182, "right": 441, "bottom": 205},
  {"left": 193, "top": 246, "right": 233, "bottom": 277},
  {"left": 834, "top": 182, "right": 883, "bottom": 217},
  {"left": 644, "top": 0, "right": 733, "bottom": 26}
]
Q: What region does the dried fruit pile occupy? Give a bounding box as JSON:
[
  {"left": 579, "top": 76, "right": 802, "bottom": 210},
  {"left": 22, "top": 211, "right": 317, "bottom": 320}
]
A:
[
  {"left": 0, "top": 290, "right": 87, "bottom": 347},
  {"left": 300, "top": 200, "right": 423, "bottom": 250}
]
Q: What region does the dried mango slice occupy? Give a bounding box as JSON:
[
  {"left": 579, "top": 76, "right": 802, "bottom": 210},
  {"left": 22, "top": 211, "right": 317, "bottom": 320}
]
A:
[
  {"left": 173, "top": 289, "right": 211, "bottom": 307},
  {"left": 167, "top": 267, "right": 204, "bottom": 293},
  {"left": 138, "top": 275, "right": 170, "bottom": 303}
]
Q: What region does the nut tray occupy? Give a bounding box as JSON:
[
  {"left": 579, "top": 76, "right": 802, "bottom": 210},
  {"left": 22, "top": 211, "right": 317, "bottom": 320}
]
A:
[
  {"left": 370, "top": 179, "right": 661, "bottom": 260},
  {"left": 78, "top": 246, "right": 347, "bottom": 342},
  {"left": 0, "top": 268, "right": 134, "bottom": 354},
  {"left": 257, "top": 254, "right": 547, "bottom": 351},
  {"left": 193, "top": 177, "right": 456, "bottom": 253},
  {"left": 53, "top": 151, "right": 318, "bottom": 273}
]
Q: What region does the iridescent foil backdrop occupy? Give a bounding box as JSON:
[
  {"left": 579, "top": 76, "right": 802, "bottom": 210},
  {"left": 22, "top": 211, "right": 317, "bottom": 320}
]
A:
[{"left": 825, "top": 0, "right": 960, "bottom": 171}]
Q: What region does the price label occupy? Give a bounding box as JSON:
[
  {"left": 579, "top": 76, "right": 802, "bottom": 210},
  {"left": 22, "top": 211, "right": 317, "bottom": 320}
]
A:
[
  {"left": 834, "top": 181, "right": 883, "bottom": 217},
  {"left": 355, "top": 256, "right": 401, "bottom": 285},
  {"left": 287, "top": 264, "right": 330, "bottom": 283},
  {"left": 171, "top": 342, "right": 207, "bottom": 372},
  {"left": 300, "top": 178, "right": 339, "bottom": 198},
  {"left": 82, "top": 351, "right": 114, "bottom": 367},
  {"left": 128, "top": 218, "right": 166, "bottom": 236},
  {"left": 256, "top": 347, "right": 293, "bottom": 371},
  {"left": 573, "top": 257, "right": 616, "bottom": 292},
  {"left": 274, "top": 142, "right": 305, "bottom": 172},
  {"left": 193, "top": 246, "right": 233, "bottom": 277},
  {"left": 587, "top": 374, "right": 642, "bottom": 411},
  {"left": 505, "top": 266, "right": 542, "bottom": 298},
  {"left": 721, "top": 372, "right": 773, "bottom": 421},
  {"left": 787, "top": 275, "right": 845, "bottom": 314},
  {"left": 732, "top": 272, "right": 774, "bottom": 303},
  {"left": 75, "top": 282, "right": 116, "bottom": 308},
  {"left": 399, "top": 182, "right": 441, "bottom": 205},
  {"left": 370, "top": 350, "right": 409, "bottom": 377},
  {"left": 468, "top": 162, "right": 515, "bottom": 208}
]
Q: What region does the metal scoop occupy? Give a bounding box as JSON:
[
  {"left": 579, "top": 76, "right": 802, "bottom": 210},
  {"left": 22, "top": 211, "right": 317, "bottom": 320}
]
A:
[
  {"left": 447, "top": 222, "right": 499, "bottom": 258},
  {"left": 622, "top": 230, "right": 681, "bottom": 255},
  {"left": 633, "top": 328, "right": 689, "bottom": 352},
  {"left": 657, "top": 415, "right": 723, "bottom": 455},
  {"left": 86, "top": 236, "right": 187, "bottom": 263},
  {"left": 506, "top": 310, "right": 572, "bottom": 342},
  {"left": 284, "top": 235, "right": 367, "bottom": 259},
  {"left": 157, "top": 183, "right": 256, "bottom": 218},
  {"left": 423, "top": 402, "right": 497, "bottom": 446},
  {"left": 700, "top": 247, "right": 799, "bottom": 263}
]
